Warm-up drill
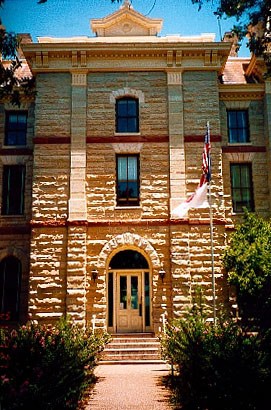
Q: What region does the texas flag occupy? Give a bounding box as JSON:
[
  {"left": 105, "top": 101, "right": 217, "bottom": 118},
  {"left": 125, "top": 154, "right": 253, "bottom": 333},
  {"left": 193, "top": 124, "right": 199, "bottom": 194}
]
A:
[{"left": 172, "top": 125, "right": 211, "bottom": 218}]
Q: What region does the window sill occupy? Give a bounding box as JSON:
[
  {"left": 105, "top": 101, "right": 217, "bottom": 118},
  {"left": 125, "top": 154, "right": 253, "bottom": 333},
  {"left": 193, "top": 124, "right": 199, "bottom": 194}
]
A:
[
  {"left": 227, "top": 142, "right": 252, "bottom": 145},
  {"left": 114, "top": 133, "right": 141, "bottom": 137},
  {"left": 115, "top": 206, "right": 141, "bottom": 210},
  {"left": 1, "top": 214, "right": 25, "bottom": 218}
]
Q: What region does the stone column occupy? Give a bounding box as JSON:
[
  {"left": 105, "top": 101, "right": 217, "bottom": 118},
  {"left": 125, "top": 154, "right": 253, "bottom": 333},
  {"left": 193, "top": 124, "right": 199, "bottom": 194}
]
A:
[
  {"left": 167, "top": 70, "right": 192, "bottom": 316},
  {"left": 69, "top": 71, "right": 87, "bottom": 221},
  {"left": 167, "top": 70, "right": 185, "bottom": 212},
  {"left": 66, "top": 71, "right": 88, "bottom": 326}
]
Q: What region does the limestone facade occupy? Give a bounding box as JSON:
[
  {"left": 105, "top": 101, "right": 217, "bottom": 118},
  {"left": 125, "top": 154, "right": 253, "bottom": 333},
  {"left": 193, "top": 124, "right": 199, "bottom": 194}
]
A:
[{"left": 0, "top": 2, "right": 270, "bottom": 332}]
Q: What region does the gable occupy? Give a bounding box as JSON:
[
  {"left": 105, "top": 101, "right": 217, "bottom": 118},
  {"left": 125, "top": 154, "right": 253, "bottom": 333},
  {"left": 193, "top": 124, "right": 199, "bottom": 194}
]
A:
[{"left": 91, "top": 0, "right": 163, "bottom": 37}]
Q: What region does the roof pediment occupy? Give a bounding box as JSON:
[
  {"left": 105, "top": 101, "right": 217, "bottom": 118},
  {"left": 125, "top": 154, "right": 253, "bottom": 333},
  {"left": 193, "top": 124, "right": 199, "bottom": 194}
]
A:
[{"left": 91, "top": 0, "right": 163, "bottom": 37}]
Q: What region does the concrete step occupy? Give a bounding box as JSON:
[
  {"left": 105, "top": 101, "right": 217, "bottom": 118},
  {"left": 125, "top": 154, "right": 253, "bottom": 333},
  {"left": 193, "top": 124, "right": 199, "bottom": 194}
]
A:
[{"left": 100, "top": 332, "right": 163, "bottom": 363}]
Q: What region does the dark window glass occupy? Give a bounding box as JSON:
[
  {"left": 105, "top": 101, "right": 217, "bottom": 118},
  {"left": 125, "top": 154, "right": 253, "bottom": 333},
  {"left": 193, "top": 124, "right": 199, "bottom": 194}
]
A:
[
  {"left": 117, "top": 155, "right": 139, "bottom": 206},
  {"left": 230, "top": 163, "right": 254, "bottom": 212},
  {"left": 109, "top": 250, "right": 148, "bottom": 269},
  {"left": 0, "top": 256, "right": 21, "bottom": 321},
  {"left": 116, "top": 98, "right": 139, "bottom": 133},
  {"left": 5, "top": 111, "right": 28, "bottom": 146},
  {"left": 2, "top": 165, "right": 25, "bottom": 215},
  {"left": 227, "top": 110, "right": 249, "bottom": 143}
]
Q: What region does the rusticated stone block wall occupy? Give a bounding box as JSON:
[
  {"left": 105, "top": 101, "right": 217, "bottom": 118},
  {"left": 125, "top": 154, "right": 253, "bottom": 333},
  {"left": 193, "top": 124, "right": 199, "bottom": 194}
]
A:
[
  {"left": 86, "top": 142, "right": 169, "bottom": 220},
  {"left": 87, "top": 72, "right": 168, "bottom": 137},
  {"left": 35, "top": 73, "right": 71, "bottom": 138},
  {"left": 29, "top": 227, "right": 67, "bottom": 323}
]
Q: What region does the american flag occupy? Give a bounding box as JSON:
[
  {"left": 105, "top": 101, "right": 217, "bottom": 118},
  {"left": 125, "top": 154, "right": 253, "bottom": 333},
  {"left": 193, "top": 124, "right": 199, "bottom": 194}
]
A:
[
  {"left": 200, "top": 123, "right": 211, "bottom": 185},
  {"left": 172, "top": 123, "right": 211, "bottom": 218}
]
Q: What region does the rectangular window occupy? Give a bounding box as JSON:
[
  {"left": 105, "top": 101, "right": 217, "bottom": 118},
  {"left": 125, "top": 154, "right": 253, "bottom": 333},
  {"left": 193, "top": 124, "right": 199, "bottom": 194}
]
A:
[
  {"left": 5, "top": 111, "right": 28, "bottom": 146},
  {"left": 116, "top": 98, "right": 139, "bottom": 133},
  {"left": 2, "top": 165, "right": 25, "bottom": 215},
  {"left": 230, "top": 163, "right": 254, "bottom": 213},
  {"left": 116, "top": 155, "right": 139, "bottom": 206},
  {"left": 227, "top": 110, "right": 249, "bottom": 143}
]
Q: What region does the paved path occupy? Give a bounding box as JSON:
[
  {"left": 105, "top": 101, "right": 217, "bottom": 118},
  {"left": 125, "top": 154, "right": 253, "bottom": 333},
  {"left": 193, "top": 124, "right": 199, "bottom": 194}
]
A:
[{"left": 84, "top": 363, "right": 174, "bottom": 409}]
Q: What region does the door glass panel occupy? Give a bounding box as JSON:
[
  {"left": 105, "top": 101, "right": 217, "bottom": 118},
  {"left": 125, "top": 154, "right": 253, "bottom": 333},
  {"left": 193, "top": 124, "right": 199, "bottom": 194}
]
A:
[
  {"left": 108, "top": 272, "right": 114, "bottom": 327},
  {"left": 145, "top": 272, "right": 150, "bottom": 326},
  {"left": 131, "top": 276, "right": 138, "bottom": 309},
  {"left": 120, "top": 276, "right": 127, "bottom": 309}
]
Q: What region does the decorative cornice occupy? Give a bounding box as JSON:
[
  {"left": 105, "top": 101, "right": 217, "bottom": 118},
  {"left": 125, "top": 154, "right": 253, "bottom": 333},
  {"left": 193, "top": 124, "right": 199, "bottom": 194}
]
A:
[{"left": 219, "top": 84, "right": 264, "bottom": 101}]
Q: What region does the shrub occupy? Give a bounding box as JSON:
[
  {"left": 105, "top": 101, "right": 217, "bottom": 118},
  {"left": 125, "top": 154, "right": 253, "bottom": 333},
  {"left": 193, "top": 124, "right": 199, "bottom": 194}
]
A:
[
  {"left": 223, "top": 211, "right": 271, "bottom": 330},
  {"left": 160, "top": 308, "right": 271, "bottom": 410},
  {"left": 0, "top": 318, "right": 110, "bottom": 410}
]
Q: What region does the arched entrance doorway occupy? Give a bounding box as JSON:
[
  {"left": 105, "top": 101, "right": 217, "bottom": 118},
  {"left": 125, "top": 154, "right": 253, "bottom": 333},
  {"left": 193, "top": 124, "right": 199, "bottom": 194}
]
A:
[{"left": 107, "top": 250, "right": 151, "bottom": 333}]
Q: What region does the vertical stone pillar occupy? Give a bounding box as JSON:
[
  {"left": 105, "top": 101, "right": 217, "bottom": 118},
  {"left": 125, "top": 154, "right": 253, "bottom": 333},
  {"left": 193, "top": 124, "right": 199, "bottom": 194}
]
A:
[
  {"left": 69, "top": 71, "right": 87, "bottom": 221},
  {"left": 167, "top": 70, "right": 192, "bottom": 316},
  {"left": 66, "top": 71, "right": 88, "bottom": 326},
  {"left": 167, "top": 70, "right": 185, "bottom": 212}
]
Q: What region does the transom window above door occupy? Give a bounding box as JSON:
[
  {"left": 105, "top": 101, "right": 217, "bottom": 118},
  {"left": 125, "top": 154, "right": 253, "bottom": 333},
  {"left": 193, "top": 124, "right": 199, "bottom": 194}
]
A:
[{"left": 116, "top": 97, "right": 139, "bottom": 133}]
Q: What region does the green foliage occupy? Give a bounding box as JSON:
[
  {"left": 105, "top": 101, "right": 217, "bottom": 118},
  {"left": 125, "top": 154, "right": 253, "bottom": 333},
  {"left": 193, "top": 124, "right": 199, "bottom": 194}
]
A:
[
  {"left": 0, "top": 318, "right": 110, "bottom": 410},
  {"left": 161, "top": 309, "right": 271, "bottom": 409},
  {"left": 223, "top": 211, "right": 271, "bottom": 328},
  {"left": 192, "top": 0, "right": 271, "bottom": 75}
]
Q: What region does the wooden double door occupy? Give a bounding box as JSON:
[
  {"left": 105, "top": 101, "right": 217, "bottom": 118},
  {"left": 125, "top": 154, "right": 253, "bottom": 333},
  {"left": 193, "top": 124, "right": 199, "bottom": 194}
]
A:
[{"left": 107, "top": 270, "right": 151, "bottom": 333}]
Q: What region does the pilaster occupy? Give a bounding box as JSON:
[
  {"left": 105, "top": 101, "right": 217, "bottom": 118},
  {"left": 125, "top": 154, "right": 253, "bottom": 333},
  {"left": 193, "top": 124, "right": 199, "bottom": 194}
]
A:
[
  {"left": 167, "top": 70, "right": 185, "bottom": 213},
  {"left": 68, "top": 71, "right": 87, "bottom": 221},
  {"left": 66, "top": 71, "right": 88, "bottom": 327}
]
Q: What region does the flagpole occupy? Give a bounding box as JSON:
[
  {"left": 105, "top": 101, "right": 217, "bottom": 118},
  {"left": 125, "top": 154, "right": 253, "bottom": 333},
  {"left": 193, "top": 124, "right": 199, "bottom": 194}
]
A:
[{"left": 207, "top": 121, "right": 216, "bottom": 324}]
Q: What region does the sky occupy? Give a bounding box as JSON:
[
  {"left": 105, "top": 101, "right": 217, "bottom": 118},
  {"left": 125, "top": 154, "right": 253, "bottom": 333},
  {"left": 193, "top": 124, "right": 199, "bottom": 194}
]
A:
[{"left": 1, "top": 0, "right": 249, "bottom": 56}]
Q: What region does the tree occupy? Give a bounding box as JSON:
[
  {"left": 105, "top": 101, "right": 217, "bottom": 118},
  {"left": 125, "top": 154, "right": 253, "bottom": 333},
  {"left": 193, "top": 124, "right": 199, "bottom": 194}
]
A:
[
  {"left": 0, "top": 0, "right": 35, "bottom": 105},
  {"left": 192, "top": 0, "right": 271, "bottom": 72},
  {"left": 223, "top": 211, "right": 271, "bottom": 329}
]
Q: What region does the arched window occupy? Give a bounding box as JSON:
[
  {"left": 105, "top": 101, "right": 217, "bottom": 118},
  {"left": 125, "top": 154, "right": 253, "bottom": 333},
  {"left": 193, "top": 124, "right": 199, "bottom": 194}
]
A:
[
  {"left": 109, "top": 250, "right": 148, "bottom": 269},
  {"left": 0, "top": 256, "right": 21, "bottom": 321},
  {"left": 116, "top": 97, "right": 139, "bottom": 133}
]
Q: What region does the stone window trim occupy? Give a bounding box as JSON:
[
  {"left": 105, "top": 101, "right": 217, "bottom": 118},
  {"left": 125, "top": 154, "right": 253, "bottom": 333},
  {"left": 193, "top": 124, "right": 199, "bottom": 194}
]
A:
[
  {"left": 110, "top": 88, "right": 145, "bottom": 105},
  {"left": 97, "top": 232, "right": 162, "bottom": 270},
  {"left": 110, "top": 88, "right": 144, "bottom": 135}
]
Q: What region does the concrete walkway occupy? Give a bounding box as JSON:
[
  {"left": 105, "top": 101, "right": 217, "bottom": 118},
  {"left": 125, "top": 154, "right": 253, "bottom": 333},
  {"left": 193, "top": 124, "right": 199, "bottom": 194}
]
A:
[{"left": 83, "top": 363, "right": 174, "bottom": 409}]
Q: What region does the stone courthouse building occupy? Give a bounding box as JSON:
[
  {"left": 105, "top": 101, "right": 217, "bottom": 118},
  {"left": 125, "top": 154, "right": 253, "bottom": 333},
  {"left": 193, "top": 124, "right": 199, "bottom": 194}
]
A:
[{"left": 0, "top": 1, "right": 270, "bottom": 333}]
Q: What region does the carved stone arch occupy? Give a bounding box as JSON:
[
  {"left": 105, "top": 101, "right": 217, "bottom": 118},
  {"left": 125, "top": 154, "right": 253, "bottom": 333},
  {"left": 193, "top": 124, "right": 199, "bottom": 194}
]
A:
[
  {"left": 0, "top": 246, "right": 28, "bottom": 267},
  {"left": 110, "top": 87, "right": 145, "bottom": 104},
  {"left": 97, "top": 232, "right": 161, "bottom": 269}
]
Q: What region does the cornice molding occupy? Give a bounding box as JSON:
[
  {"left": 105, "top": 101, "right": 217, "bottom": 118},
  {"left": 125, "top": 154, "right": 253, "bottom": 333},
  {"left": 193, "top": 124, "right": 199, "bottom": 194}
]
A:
[{"left": 219, "top": 84, "right": 264, "bottom": 100}]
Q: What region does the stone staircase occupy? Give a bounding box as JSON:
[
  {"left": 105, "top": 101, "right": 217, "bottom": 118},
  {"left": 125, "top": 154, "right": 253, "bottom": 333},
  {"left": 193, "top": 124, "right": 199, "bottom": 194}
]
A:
[{"left": 100, "top": 333, "right": 164, "bottom": 364}]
